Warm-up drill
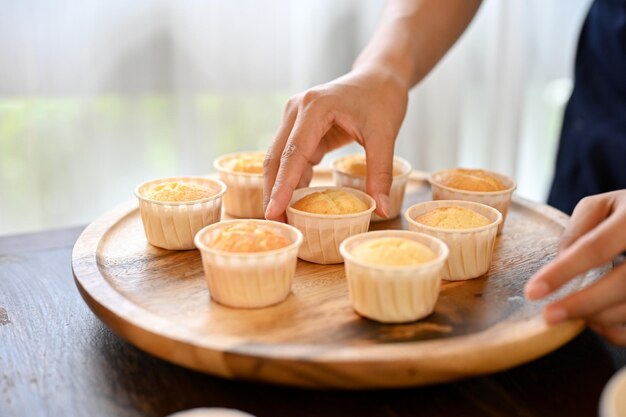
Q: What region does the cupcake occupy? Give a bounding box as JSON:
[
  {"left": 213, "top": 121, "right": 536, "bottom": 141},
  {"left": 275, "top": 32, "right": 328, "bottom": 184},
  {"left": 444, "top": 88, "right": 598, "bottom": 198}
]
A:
[
  {"left": 194, "top": 220, "right": 303, "bottom": 308},
  {"left": 332, "top": 154, "right": 412, "bottom": 221},
  {"left": 135, "top": 176, "right": 226, "bottom": 250},
  {"left": 404, "top": 200, "right": 502, "bottom": 280},
  {"left": 286, "top": 187, "right": 375, "bottom": 264},
  {"left": 428, "top": 168, "right": 515, "bottom": 234},
  {"left": 339, "top": 230, "right": 448, "bottom": 323},
  {"left": 214, "top": 151, "right": 266, "bottom": 218}
]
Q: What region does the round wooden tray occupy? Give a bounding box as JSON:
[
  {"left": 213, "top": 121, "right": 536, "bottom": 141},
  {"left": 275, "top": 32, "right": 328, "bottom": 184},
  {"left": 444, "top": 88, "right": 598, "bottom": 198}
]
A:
[{"left": 72, "top": 170, "right": 607, "bottom": 389}]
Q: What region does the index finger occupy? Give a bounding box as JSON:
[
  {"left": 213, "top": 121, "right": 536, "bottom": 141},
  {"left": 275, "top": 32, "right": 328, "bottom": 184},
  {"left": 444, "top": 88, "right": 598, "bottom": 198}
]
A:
[
  {"left": 525, "top": 207, "right": 626, "bottom": 300},
  {"left": 263, "top": 99, "right": 298, "bottom": 212},
  {"left": 265, "top": 106, "right": 333, "bottom": 221},
  {"left": 558, "top": 194, "right": 614, "bottom": 252}
]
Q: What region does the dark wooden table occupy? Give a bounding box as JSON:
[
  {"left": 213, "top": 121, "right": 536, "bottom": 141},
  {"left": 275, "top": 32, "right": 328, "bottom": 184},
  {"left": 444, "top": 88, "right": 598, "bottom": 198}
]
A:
[{"left": 1, "top": 226, "right": 625, "bottom": 417}]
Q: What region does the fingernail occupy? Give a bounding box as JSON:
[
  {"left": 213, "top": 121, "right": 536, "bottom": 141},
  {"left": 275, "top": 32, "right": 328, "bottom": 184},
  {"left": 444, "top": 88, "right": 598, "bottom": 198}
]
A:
[
  {"left": 544, "top": 308, "right": 568, "bottom": 325},
  {"left": 265, "top": 199, "right": 277, "bottom": 219},
  {"left": 525, "top": 280, "right": 550, "bottom": 300},
  {"left": 377, "top": 194, "right": 390, "bottom": 218}
]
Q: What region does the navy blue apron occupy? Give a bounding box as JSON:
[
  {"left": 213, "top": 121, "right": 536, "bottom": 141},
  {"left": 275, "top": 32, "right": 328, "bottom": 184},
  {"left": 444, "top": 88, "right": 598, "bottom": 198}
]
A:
[{"left": 547, "top": 0, "right": 626, "bottom": 215}]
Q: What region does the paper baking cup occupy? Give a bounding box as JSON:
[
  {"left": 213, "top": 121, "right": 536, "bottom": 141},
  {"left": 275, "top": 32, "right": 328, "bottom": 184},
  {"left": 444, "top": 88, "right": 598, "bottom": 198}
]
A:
[
  {"left": 331, "top": 155, "right": 412, "bottom": 222},
  {"left": 135, "top": 176, "right": 226, "bottom": 250},
  {"left": 339, "top": 230, "right": 448, "bottom": 323},
  {"left": 404, "top": 200, "right": 502, "bottom": 281},
  {"left": 167, "top": 408, "right": 256, "bottom": 417},
  {"left": 428, "top": 168, "right": 515, "bottom": 234},
  {"left": 600, "top": 366, "right": 626, "bottom": 417},
  {"left": 194, "top": 219, "right": 303, "bottom": 308},
  {"left": 286, "top": 187, "right": 376, "bottom": 265},
  {"left": 214, "top": 152, "right": 265, "bottom": 219}
]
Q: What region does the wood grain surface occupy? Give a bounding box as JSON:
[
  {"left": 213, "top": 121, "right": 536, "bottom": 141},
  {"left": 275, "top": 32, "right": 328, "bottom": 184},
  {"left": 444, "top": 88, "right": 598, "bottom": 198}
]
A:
[
  {"left": 71, "top": 170, "right": 610, "bottom": 389},
  {"left": 2, "top": 200, "right": 626, "bottom": 417}
]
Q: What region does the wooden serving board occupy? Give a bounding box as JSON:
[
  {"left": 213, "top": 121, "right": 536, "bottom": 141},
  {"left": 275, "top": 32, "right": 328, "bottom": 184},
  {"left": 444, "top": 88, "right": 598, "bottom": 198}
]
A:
[{"left": 72, "top": 170, "right": 608, "bottom": 389}]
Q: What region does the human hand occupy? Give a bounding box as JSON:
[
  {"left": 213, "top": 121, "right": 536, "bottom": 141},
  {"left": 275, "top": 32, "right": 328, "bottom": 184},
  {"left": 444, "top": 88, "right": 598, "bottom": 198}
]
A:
[
  {"left": 525, "top": 190, "right": 626, "bottom": 346},
  {"left": 263, "top": 67, "right": 409, "bottom": 222}
]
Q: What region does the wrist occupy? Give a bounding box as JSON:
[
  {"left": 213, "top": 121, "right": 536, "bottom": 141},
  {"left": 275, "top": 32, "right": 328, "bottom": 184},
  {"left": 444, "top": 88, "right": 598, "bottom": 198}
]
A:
[
  {"left": 352, "top": 56, "right": 413, "bottom": 90},
  {"left": 348, "top": 63, "right": 410, "bottom": 96}
]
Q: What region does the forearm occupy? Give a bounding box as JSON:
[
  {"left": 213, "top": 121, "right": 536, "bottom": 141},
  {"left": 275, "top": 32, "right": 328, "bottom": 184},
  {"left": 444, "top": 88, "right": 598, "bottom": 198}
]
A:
[{"left": 353, "top": 0, "right": 482, "bottom": 88}]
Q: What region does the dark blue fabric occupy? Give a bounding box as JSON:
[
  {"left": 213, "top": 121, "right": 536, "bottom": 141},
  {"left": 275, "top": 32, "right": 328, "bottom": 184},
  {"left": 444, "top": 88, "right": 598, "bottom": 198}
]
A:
[{"left": 548, "top": 0, "right": 626, "bottom": 214}]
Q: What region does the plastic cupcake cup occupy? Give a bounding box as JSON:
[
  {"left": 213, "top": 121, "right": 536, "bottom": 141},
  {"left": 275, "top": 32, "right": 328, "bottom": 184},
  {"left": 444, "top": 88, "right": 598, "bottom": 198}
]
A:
[
  {"left": 331, "top": 155, "right": 412, "bottom": 222},
  {"left": 339, "top": 230, "right": 448, "bottom": 323},
  {"left": 404, "top": 200, "right": 502, "bottom": 281},
  {"left": 428, "top": 168, "right": 515, "bottom": 234},
  {"left": 286, "top": 186, "right": 376, "bottom": 265},
  {"left": 135, "top": 176, "right": 226, "bottom": 250},
  {"left": 194, "top": 219, "right": 303, "bottom": 308},
  {"left": 214, "top": 151, "right": 265, "bottom": 219}
]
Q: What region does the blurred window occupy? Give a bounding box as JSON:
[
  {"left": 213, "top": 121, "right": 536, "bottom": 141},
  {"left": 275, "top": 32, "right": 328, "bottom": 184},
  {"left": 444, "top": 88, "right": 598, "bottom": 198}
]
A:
[{"left": 0, "top": 0, "right": 591, "bottom": 235}]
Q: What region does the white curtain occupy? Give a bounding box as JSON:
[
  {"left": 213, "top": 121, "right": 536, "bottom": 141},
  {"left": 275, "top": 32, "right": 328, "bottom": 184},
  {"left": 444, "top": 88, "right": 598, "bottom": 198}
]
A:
[{"left": 0, "top": 0, "right": 592, "bottom": 235}]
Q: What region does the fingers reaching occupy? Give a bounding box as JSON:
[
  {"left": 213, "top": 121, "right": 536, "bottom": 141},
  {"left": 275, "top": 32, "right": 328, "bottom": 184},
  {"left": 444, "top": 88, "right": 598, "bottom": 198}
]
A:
[
  {"left": 263, "top": 69, "right": 409, "bottom": 223},
  {"left": 525, "top": 205, "right": 626, "bottom": 300},
  {"left": 263, "top": 99, "right": 298, "bottom": 214},
  {"left": 558, "top": 194, "right": 615, "bottom": 252},
  {"left": 265, "top": 102, "right": 333, "bottom": 221},
  {"left": 541, "top": 261, "right": 626, "bottom": 325},
  {"left": 523, "top": 190, "right": 626, "bottom": 347}
]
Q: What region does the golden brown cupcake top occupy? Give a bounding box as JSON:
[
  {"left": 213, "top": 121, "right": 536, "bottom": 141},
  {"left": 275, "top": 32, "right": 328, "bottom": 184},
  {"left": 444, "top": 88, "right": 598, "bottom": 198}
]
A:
[
  {"left": 144, "top": 181, "right": 214, "bottom": 202},
  {"left": 337, "top": 155, "right": 402, "bottom": 177},
  {"left": 225, "top": 153, "right": 265, "bottom": 174},
  {"left": 416, "top": 206, "right": 491, "bottom": 229},
  {"left": 438, "top": 168, "right": 507, "bottom": 192},
  {"left": 292, "top": 189, "right": 369, "bottom": 215},
  {"left": 209, "top": 222, "right": 291, "bottom": 253},
  {"left": 352, "top": 237, "right": 436, "bottom": 266}
]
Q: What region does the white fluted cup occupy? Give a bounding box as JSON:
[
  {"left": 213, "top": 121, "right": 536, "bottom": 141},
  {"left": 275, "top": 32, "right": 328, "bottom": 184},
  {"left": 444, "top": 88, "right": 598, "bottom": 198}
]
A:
[
  {"left": 340, "top": 230, "right": 448, "bottom": 323},
  {"left": 600, "top": 366, "right": 626, "bottom": 417},
  {"left": 404, "top": 200, "right": 502, "bottom": 281},
  {"left": 194, "top": 220, "right": 303, "bottom": 308},
  {"left": 331, "top": 155, "right": 412, "bottom": 222},
  {"left": 135, "top": 177, "right": 226, "bottom": 250},
  {"left": 167, "top": 408, "right": 256, "bottom": 417},
  {"left": 286, "top": 187, "right": 375, "bottom": 264},
  {"left": 428, "top": 168, "right": 515, "bottom": 234},
  {"left": 214, "top": 152, "right": 265, "bottom": 219}
]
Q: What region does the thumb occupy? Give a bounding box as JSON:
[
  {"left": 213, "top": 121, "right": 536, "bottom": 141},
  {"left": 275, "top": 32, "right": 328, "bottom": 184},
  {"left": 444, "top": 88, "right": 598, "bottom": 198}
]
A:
[{"left": 364, "top": 137, "right": 394, "bottom": 218}]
